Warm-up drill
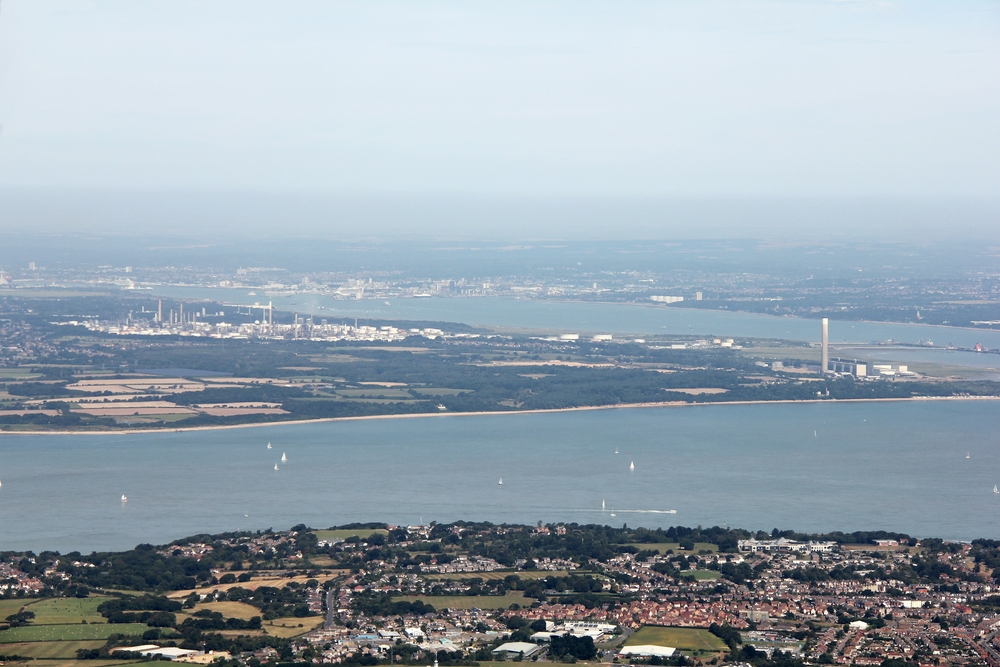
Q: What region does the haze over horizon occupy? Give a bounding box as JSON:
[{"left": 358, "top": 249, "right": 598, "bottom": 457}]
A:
[{"left": 0, "top": 1, "right": 997, "bottom": 241}]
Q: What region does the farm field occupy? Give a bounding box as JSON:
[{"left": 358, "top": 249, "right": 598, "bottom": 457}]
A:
[
  {"left": 0, "top": 368, "right": 42, "bottom": 379},
  {"left": 23, "top": 597, "right": 109, "bottom": 625},
  {"left": 0, "top": 639, "right": 106, "bottom": 658},
  {"left": 391, "top": 593, "right": 528, "bottom": 609},
  {"left": 0, "top": 622, "right": 149, "bottom": 643},
  {"left": 0, "top": 598, "right": 30, "bottom": 618},
  {"left": 195, "top": 601, "right": 262, "bottom": 620},
  {"left": 167, "top": 573, "right": 336, "bottom": 599},
  {"left": 625, "top": 626, "right": 727, "bottom": 655},
  {"left": 18, "top": 660, "right": 139, "bottom": 667},
  {"left": 261, "top": 617, "right": 324, "bottom": 638},
  {"left": 625, "top": 542, "right": 719, "bottom": 554}
]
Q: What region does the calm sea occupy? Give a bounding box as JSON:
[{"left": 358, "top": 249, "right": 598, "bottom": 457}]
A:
[{"left": 2, "top": 400, "right": 999, "bottom": 552}]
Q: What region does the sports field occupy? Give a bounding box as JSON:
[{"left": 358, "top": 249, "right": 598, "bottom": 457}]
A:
[
  {"left": 0, "top": 622, "right": 148, "bottom": 643},
  {"left": 626, "top": 626, "right": 727, "bottom": 654},
  {"left": 391, "top": 593, "right": 529, "bottom": 609}
]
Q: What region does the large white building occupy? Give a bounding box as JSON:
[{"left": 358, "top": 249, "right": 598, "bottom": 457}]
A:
[
  {"left": 619, "top": 645, "right": 677, "bottom": 658},
  {"left": 492, "top": 642, "right": 542, "bottom": 659}
]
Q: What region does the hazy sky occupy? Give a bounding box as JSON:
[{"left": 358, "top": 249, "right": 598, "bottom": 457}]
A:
[
  {"left": 0, "top": 1, "right": 997, "bottom": 241},
  {"left": 1, "top": 0, "right": 997, "bottom": 197}
]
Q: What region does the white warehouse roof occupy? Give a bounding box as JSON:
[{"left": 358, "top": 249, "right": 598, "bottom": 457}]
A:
[{"left": 619, "top": 645, "right": 677, "bottom": 658}]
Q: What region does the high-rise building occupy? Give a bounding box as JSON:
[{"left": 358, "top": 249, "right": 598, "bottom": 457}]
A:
[
  {"left": 821, "top": 318, "right": 829, "bottom": 374},
  {"left": 157, "top": 299, "right": 163, "bottom": 323}
]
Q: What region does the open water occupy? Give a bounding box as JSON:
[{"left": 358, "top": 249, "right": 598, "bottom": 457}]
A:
[
  {"left": 1, "top": 400, "right": 999, "bottom": 552},
  {"left": 150, "top": 287, "right": 1000, "bottom": 349}
]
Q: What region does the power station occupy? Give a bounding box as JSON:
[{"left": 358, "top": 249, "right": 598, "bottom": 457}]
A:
[{"left": 821, "top": 317, "right": 829, "bottom": 374}]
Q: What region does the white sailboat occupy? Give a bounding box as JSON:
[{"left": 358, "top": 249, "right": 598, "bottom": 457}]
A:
[
  {"left": 274, "top": 463, "right": 279, "bottom": 471},
  {"left": 629, "top": 460, "right": 635, "bottom": 471},
  {"left": 614, "top": 447, "right": 619, "bottom": 454},
  {"left": 966, "top": 452, "right": 971, "bottom": 459},
  {"left": 609, "top": 508, "right": 616, "bottom": 517},
  {"left": 281, "top": 452, "right": 287, "bottom": 463},
  {"left": 994, "top": 485, "right": 998, "bottom": 495},
  {"left": 121, "top": 494, "right": 128, "bottom": 503},
  {"left": 498, "top": 477, "right": 503, "bottom": 486},
  {"left": 602, "top": 499, "right": 605, "bottom": 510},
  {"left": 267, "top": 442, "right": 272, "bottom": 449},
  {"left": 814, "top": 430, "right": 817, "bottom": 438}
]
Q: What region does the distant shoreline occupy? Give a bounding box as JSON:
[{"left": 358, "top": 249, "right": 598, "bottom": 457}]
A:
[
  {"left": 2, "top": 394, "right": 997, "bottom": 436},
  {"left": 158, "top": 286, "right": 1000, "bottom": 337}
]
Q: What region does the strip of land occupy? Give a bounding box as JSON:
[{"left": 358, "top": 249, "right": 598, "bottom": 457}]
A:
[{"left": 4, "top": 394, "right": 997, "bottom": 435}]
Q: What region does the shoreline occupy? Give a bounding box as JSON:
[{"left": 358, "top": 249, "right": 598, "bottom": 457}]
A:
[
  {"left": 3, "top": 394, "right": 997, "bottom": 436},
  {"left": 141, "top": 285, "right": 1000, "bottom": 338}
]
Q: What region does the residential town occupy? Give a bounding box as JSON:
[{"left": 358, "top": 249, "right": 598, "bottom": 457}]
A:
[{"left": 3, "top": 523, "right": 1000, "bottom": 667}]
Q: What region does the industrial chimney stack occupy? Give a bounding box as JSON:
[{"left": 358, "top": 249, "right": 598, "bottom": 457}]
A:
[{"left": 821, "top": 318, "right": 829, "bottom": 374}]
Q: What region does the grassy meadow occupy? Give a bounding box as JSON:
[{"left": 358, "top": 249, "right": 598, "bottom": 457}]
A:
[
  {"left": 626, "top": 626, "right": 727, "bottom": 654},
  {"left": 0, "top": 622, "right": 148, "bottom": 643}
]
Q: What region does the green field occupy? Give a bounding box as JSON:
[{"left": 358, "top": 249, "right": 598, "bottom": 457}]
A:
[
  {"left": 0, "top": 368, "right": 42, "bottom": 379},
  {"left": 687, "top": 570, "right": 722, "bottom": 580},
  {"left": 315, "top": 528, "right": 389, "bottom": 541},
  {"left": 0, "top": 640, "right": 107, "bottom": 658},
  {"left": 626, "top": 542, "right": 718, "bottom": 554},
  {"left": 391, "top": 593, "right": 529, "bottom": 609},
  {"left": 23, "top": 597, "right": 109, "bottom": 625},
  {"left": 0, "top": 599, "right": 30, "bottom": 618},
  {"left": 625, "top": 626, "right": 727, "bottom": 654},
  {"left": 0, "top": 623, "right": 148, "bottom": 643},
  {"left": 14, "top": 661, "right": 139, "bottom": 667}
]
